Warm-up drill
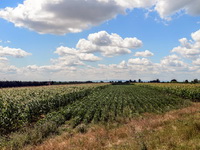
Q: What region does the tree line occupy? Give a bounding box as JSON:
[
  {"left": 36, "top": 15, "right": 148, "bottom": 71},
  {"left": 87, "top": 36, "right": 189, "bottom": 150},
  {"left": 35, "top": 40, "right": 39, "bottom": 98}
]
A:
[
  {"left": 0, "top": 79, "right": 199, "bottom": 88},
  {"left": 0, "top": 81, "right": 93, "bottom": 88}
]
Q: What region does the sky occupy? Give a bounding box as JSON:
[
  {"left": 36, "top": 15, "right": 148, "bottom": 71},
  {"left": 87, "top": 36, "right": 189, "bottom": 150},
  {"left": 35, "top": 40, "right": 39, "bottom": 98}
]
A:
[{"left": 0, "top": 0, "right": 200, "bottom": 82}]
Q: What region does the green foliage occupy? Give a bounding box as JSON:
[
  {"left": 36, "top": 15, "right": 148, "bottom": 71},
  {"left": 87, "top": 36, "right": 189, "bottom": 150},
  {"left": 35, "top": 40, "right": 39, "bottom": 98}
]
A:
[
  {"left": 0, "top": 84, "right": 104, "bottom": 134},
  {"left": 38, "top": 85, "right": 190, "bottom": 129},
  {"left": 140, "top": 83, "right": 200, "bottom": 101}
]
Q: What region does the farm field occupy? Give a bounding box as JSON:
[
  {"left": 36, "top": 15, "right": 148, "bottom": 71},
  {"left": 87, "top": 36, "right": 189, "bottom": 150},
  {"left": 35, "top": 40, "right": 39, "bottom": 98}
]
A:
[
  {"left": 0, "top": 83, "right": 106, "bottom": 134},
  {"left": 0, "top": 83, "right": 199, "bottom": 150},
  {"left": 137, "top": 83, "right": 200, "bottom": 101}
]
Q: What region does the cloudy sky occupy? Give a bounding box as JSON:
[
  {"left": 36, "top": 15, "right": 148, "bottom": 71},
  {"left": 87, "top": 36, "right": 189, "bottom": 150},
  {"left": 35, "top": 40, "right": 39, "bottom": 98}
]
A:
[{"left": 0, "top": 0, "right": 200, "bottom": 81}]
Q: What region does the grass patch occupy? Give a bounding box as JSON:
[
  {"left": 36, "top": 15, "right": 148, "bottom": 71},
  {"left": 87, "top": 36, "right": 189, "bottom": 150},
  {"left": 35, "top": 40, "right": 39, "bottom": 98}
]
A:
[{"left": 22, "top": 103, "right": 200, "bottom": 150}]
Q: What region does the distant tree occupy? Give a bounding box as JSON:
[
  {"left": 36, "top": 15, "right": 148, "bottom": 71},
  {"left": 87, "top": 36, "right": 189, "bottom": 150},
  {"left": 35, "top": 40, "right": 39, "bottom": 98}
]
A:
[
  {"left": 184, "top": 80, "right": 189, "bottom": 83},
  {"left": 138, "top": 79, "right": 142, "bottom": 83},
  {"left": 133, "top": 80, "right": 137, "bottom": 83},
  {"left": 171, "top": 79, "right": 177, "bottom": 83},
  {"left": 156, "top": 79, "right": 160, "bottom": 83},
  {"left": 193, "top": 79, "right": 199, "bottom": 83},
  {"left": 149, "top": 79, "right": 160, "bottom": 83}
]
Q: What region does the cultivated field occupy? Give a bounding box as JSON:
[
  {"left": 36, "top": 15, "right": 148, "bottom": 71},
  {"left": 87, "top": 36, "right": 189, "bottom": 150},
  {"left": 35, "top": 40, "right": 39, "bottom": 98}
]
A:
[
  {"left": 0, "top": 83, "right": 199, "bottom": 150},
  {"left": 138, "top": 83, "right": 200, "bottom": 101}
]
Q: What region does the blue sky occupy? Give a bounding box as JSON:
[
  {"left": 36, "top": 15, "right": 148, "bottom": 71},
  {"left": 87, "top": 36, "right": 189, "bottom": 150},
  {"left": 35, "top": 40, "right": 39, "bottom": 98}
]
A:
[{"left": 0, "top": 0, "right": 200, "bottom": 81}]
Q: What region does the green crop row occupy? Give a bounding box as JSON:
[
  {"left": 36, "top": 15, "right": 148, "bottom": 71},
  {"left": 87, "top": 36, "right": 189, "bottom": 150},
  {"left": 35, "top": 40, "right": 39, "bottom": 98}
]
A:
[
  {"left": 0, "top": 84, "right": 107, "bottom": 134},
  {"left": 34, "top": 85, "right": 190, "bottom": 129},
  {"left": 137, "top": 83, "right": 200, "bottom": 101}
]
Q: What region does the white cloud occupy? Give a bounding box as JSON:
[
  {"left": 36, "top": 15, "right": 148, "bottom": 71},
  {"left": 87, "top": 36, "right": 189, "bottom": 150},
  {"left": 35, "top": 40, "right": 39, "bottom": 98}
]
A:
[
  {"left": 134, "top": 50, "right": 154, "bottom": 57},
  {"left": 77, "top": 53, "right": 102, "bottom": 62},
  {"left": 51, "top": 45, "right": 102, "bottom": 68},
  {"left": 191, "top": 29, "right": 200, "bottom": 43},
  {"left": 155, "top": 0, "right": 200, "bottom": 20},
  {"left": 0, "top": 46, "right": 31, "bottom": 76},
  {"left": 0, "top": 61, "right": 19, "bottom": 74},
  {"left": 51, "top": 55, "right": 85, "bottom": 67},
  {"left": 55, "top": 47, "right": 78, "bottom": 56},
  {"left": 171, "top": 29, "right": 200, "bottom": 59},
  {"left": 25, "top": 64, "right": 76, "bottom": 73},
  {"left": 54, "top": 46, "right": 102, "bottom": 62},
  {"left": 115, "top": 0, "right": 156, "bottom": 9},
  {"left": 88, "top": 31, "right": 142, "bottom": 49},
  {"left": 0, "top": 0, "right": 125, "bottom": 35},
  {"left": 0, "top": 54, "right": 199, "bottom": 81},
  {"left": 0, "top": 57, "right": 8, "bottom": 61},
  {"left": 193, "top": 58, "right": 200, "bottom": 66},
  {"left": 53, "top": 30, "right": 142, "bottom": 59},
  {"left": 118, "top": 60, "right": 128, "bottom": 69},
  {"left": 77, "top": 31, "right": 142, "bottom": 57},
  {"left": 98, "top": 60, "right": 128, "bottom": 70},
  {"left": 0, "top": 46, "right": 31, "bottom": 58},
  {"left": 0, "top": 0, "right": 158, "bottom": 35},
  {"left": 171, "top": 46, "right": 200, "bottom": 58},
  {"left": 128, "top": 58, "right": 153, "bottom": 66},
  {"left": 0, "top": 0, "right": 199, "bottom": 35},
  {"left": 160, "top": 55, "right": 187, "bottom": 67},
  {"left": 100, "top": 46, "right": 131, "bottom": 57}
]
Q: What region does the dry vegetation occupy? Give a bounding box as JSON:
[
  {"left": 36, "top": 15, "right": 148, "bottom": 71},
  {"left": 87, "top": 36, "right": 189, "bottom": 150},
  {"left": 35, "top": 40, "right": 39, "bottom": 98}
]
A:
[{"left": 24, "top": 103, "right": 200, "bottom": 150}]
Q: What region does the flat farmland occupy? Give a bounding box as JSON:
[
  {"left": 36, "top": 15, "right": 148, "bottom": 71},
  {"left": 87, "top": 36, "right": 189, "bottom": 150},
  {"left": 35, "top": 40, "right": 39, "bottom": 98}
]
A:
[
  {"left": 137, "top": 83, "right": 200, "bottom": 101},
  {"left": 0, "top": 83, "right": 199, "bottom": 150}
]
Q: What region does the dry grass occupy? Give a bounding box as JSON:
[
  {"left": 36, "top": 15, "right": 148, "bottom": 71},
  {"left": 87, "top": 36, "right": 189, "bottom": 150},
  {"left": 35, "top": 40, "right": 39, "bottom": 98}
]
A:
[{"left": 24, "top": 103, "right": 200, "bottom": 150}]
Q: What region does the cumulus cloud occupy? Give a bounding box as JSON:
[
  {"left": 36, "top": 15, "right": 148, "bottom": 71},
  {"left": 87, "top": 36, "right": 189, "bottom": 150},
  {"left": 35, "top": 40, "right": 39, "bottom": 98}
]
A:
[
  {"left": 0, "top": 54, "right": 198, "bottom": 81},
  {"left": 0, "top": 0, "right": 125, "bottom": 35},
  {"left": 50, "top": 45, "right": 102, "bottom": 68},
  {"left": 51, "top": 56, "right": 85, "bottom": 67},
  {"left": 116, "top": 0, "right": 156, "bottom": 9},
  {"left": 0, "top": 46, "right": 31, "bottom": 58},
  {"left": 0, "top": 57, "right": 8, "bottom": 61},
  {"left": 191, "top": 29, "right": 200, "bottom": 45},
  {"left": 0, "top": 60, "right": 19, "bottom": 74},
  {"left": 51, "top": 30, "right": 142, "bottom": 61},
  {"left": 134, "top": 50, "right": 154, "bottom": 57},
  {"left": 155, "top": 0, "right": 200, "bottom": 20},
  {"left": 193, "top": 58, "right": 200, "bottom": 66},
  {"left": 98, "top": 60, "right": 128, "bottom": 70},
  {"left": 25, "top": 64, "right": 76, "bottom": 73},
  {"left": 171, "top": 47, "right": 200, "bottom": 58},
  {"left": 160, "top": 55, "right": 187, "bottom": 67},
  {"left": 78, "top": 53, "right": 101, "bottom": 62},
  {"left": 171, "top": 29, "right": 200, "bottom": 59},
  {"left": 0, "top": 0, "right": 199, "bottom": 34},
  {"left": 0, "top": 46, "right": 31, "bottom": 76},
  {"left": 0, "top": 0, "right": 158, "bottom": 35},
  {"left": 77, "top": 31, "right": 142, "bottom": 57},
  {"left": 128, "top": 58, "right": 153, "bottom": 66},
  {"left": 55, "top": 46, "right": 102, "bottom": 62}
]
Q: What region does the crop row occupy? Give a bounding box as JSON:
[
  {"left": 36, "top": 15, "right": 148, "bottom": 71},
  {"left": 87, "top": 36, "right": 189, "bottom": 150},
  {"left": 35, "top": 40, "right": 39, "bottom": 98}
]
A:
[
  {"left": 137, "top": 83, "right": 200, "bottom": 101},
  {"left": 36, "top": 85, "right": 190, "bottom": 129},
  {"left": 0, "top": 84, "right": 107, "bottom": 134}
]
